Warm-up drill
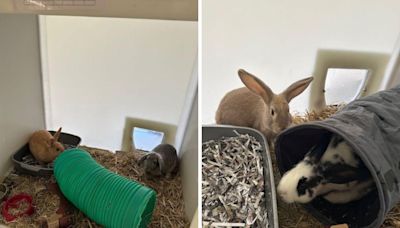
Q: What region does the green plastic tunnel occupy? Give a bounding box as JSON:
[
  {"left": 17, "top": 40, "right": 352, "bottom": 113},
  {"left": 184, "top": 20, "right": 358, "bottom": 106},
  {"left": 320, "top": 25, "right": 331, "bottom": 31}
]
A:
[{"left": 54, "top": 148, "right": 157, "bottom": 228}]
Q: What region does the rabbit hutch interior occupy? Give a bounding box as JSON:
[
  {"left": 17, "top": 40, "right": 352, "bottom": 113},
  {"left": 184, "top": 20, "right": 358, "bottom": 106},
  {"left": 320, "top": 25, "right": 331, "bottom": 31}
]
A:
[
  {"left": 202, "top": 1, "right": 400, "bottom": 227},
  {"left": 0, "top": 1, "right": 198, "bottom": 227}
]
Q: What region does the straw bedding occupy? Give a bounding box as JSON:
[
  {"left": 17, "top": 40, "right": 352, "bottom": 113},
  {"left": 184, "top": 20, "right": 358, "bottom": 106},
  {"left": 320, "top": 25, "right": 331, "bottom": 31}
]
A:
[
  {"left": 2, "top": 105, "right": 400, "bottom": 227},
  {"left": 0, "top": 147, "right": 189, "bottom": 228}
]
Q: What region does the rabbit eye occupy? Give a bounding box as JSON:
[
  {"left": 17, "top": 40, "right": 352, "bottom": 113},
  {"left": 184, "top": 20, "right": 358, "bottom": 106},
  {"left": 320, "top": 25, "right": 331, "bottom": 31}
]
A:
[{"left": 271, "top": 109, "right": 275, "bottom": 116}]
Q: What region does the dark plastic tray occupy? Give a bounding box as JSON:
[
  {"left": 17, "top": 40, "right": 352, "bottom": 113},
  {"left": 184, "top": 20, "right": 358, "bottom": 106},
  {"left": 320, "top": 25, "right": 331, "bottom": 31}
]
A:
[
  {"left": 202, "top": 124, "right": 279, "bottom": 228},
  {"left": 12, "top": 131, "right": 81, "bottom": 176}
]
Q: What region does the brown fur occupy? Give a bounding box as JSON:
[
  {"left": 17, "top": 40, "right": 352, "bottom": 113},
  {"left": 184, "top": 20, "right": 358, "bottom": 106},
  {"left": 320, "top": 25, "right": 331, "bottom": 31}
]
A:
[
  {"left": 29, "top": 127, "right": 65, "bottom": 164},
  {"left": 216, "top": 69, "right": 313, "bottom": 141}
]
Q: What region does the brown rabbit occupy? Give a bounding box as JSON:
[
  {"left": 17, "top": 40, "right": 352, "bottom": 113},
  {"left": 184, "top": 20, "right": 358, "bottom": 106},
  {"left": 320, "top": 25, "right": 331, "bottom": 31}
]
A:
[
  {"left": 216, "top": 69, "right": 313, "bottom": 141},
  {"left": 138, "top": 143, "right": 179, "bottom": 179},
  {"left": 29, "top": 127, "right": 65, "bottom": 164}
]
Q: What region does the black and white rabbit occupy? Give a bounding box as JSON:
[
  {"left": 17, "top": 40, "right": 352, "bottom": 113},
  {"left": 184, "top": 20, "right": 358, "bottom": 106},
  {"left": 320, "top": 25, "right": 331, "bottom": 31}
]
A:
[{"left": 277, "top": 133, "right": 374, "bottom": 204}]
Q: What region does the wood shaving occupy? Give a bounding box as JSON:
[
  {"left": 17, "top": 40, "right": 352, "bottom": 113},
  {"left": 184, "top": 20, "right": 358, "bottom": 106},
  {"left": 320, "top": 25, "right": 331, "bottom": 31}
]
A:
[
  {"left": 0, "top": 175, "right": 60, "bottom": 227},
  {"left": 202, "top": 132, "right": 268, "bottom": 227}
]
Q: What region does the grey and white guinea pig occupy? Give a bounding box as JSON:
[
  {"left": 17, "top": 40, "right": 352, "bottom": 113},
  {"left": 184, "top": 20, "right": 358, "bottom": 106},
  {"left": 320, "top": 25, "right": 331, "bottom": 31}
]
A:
[
  {"left": 138, "top": 143, "right": 179, "bottom": 178},
  {"left": 277, "top": 134, "right": 374, "bottom": 204}
]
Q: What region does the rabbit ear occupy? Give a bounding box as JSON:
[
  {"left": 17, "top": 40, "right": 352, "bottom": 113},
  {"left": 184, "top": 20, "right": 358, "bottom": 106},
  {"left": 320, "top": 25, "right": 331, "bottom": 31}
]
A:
[
  {"left": 322, "top": 164, "right": 366, "bottom": 184},
  {"left": 238, "top": 69, "right": 274, "bottom": 103},
  {"left": 282, "top": 77, "right": 313, "bottom": 102},
  {"left": 157, "top": 155, "right": 165, "bottom": 173},
  {"left": 54, "top": 127, "right": 62, "bottom": 142},
  {"left": 306, "top": 133, "right": 332, "bottom": 163},
  {"left": 138, "top": 155, "right": 147, "bottom": 165}
]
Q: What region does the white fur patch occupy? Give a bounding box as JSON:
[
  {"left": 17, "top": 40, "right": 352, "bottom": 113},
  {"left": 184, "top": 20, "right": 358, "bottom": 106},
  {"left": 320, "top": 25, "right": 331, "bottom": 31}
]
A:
[
  {"left": 318, "top": 181, "right": 358, "bottom": 195},
  {"left": 322, "top": 139, "right": 359, "bottom": 167},
  {"left": 323, "top": 180, "right": 374, "bottom": 204},
  {"left": 277, "top": 161, "right": 315, "bottom": 203}
]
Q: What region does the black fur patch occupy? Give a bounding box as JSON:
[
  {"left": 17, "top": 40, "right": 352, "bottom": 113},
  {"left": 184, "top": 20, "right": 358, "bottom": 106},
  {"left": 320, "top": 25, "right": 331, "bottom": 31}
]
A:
[
  {"left": 297, "top": 177, "right": 308, "bottom": 196},
  {"left": 307, "top": 175, "right": 323, "bottom": 187},
  {"left": 306, "top": 134, "right": 332, "bottom": 163},
  {"left": 297, "top": 176, "right": 323, "bottom": 196},
  {"left": 307, "top": 189, "right": 314, "bottom": 197},
  {"left": 322, "top": 163, "right": 371, "bottom": 184},
  {"left": 333, "top": 154, "right": 339, "bottom": 159},
  {"left": 331, "top": 135, "right": 344, "bottom": 148}
]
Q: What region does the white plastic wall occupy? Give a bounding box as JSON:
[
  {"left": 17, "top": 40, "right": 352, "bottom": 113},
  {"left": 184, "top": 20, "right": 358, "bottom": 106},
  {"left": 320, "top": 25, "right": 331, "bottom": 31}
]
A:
[
  {"left": 0, "top": 14, "right": 45, "bottom": 177},
  {"left": 179, "top": 92, "right": 198, "bottom": 220},
  {"left": 202, "top": 0, "right": 400, "bottom": 123},
  {"left": 381, "top": 35, "right": 400, "bottom": 90},
  {"left": 40, "top": 15, "right": 197, "bottom": 151}
]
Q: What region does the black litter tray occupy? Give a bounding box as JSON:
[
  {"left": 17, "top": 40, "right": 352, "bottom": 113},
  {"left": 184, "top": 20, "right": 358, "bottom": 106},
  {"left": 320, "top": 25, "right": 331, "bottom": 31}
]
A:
[{"left": 12, "top": 131, "right": 81, "bottom": 176}]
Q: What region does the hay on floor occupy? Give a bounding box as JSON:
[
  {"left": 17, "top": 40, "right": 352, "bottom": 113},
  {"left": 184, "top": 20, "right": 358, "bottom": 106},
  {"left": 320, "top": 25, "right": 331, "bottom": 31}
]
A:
[
  {"left": 0, "top": 147, "right": 189, "bottom": 228},
  {"left": 274, "top": 105, "right": 400, "bottom": 228}
]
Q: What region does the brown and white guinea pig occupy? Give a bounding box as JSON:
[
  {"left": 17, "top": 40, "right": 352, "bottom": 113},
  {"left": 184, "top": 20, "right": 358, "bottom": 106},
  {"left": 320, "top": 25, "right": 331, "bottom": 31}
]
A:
[
  {"left": 29, "top": 127, "right": 65, "bottom": 164},
  {"left": 138, "top": 143, "right": 179, "bottom": 178},
  {"left": 277, "top": 134, "right": 375, "bottom": 204},
  {"left": 215, "top": 69, "right": 313, "bottom": 141}
]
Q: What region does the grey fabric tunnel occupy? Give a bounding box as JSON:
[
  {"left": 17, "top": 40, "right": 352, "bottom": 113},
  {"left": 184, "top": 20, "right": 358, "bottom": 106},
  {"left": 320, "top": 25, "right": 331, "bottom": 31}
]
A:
[{"left": 275, "top": 85, "right": 400, "bottom": 228}]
